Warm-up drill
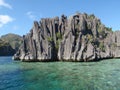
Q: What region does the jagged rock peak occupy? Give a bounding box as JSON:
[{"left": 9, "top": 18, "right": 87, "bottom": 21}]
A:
[{"left": 13, "top": 12, "right": 120, "bottom": 62}]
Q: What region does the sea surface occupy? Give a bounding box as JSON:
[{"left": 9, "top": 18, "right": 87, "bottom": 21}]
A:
[{"left": 0, "top": 57, "right": 120, "bottom": 90}]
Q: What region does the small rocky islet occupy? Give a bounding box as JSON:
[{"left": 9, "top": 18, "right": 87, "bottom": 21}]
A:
[{"left": 13, "top": 12, "right": 120, "bottom": 62}]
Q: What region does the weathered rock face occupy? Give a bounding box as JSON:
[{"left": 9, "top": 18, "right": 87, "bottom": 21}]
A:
[{"left": 13, "top": 13, "right": 120, "bottom": 62}]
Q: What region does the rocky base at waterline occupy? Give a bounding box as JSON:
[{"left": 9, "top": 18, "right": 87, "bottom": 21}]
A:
[{"left": 13, "top": 12, "right": 120, "bottom": 62}]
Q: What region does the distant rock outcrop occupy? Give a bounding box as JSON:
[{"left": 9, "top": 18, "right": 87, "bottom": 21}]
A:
[
  {"left": 13, "top": 13, "right": 120, "bottom": 62},
  {"left": 1, "top": 33, "right": 22, "bottom": 51},
  {"left": 0, "top": 39, "right": 15, "bottom": 56},
  {"left": 0, "top": 33, "right": 22, "bottom": 56}
]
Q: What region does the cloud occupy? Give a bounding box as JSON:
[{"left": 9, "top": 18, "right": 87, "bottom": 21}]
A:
[
  {"left": 26, "top": 11, "right": 43, "bottom": 21},
  {"left": 0, "top": 15, "right": 14, "bottom": 28},
  {"left": 0, "top": 0, "right": 12, "bottom": 9},
  {"left": 26, "top": 11, "right": 36, "bottom": 20}
]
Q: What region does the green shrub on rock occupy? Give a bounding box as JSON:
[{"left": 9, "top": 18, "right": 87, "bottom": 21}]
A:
[{"left": 99, "top": 42, "right": 105, "bottom": 52}]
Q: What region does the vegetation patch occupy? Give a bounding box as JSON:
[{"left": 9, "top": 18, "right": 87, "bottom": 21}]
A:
[
  {"left": 99, "top": 42, "right": 105, "bottom": 52},
  {"left": 47, "top": 37, "right": 54, "bottom": 42}
]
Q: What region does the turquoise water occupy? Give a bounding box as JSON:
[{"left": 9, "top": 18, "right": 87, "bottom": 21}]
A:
[{"left": 0, "top": 57, "right": 120, "bottom": 90}]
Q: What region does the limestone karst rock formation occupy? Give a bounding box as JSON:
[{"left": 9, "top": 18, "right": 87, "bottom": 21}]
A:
[{"left": 13, "top": 13, "right": 120, "bottom": 62}]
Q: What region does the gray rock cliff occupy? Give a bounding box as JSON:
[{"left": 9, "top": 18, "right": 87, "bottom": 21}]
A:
[{"left": 13, "top": 13, "right": 120, "bottom": 62}]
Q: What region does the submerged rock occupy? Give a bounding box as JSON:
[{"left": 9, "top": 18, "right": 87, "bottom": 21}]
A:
[{"left": 13, "top": 12, "right": 120, "bottom": 62}]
